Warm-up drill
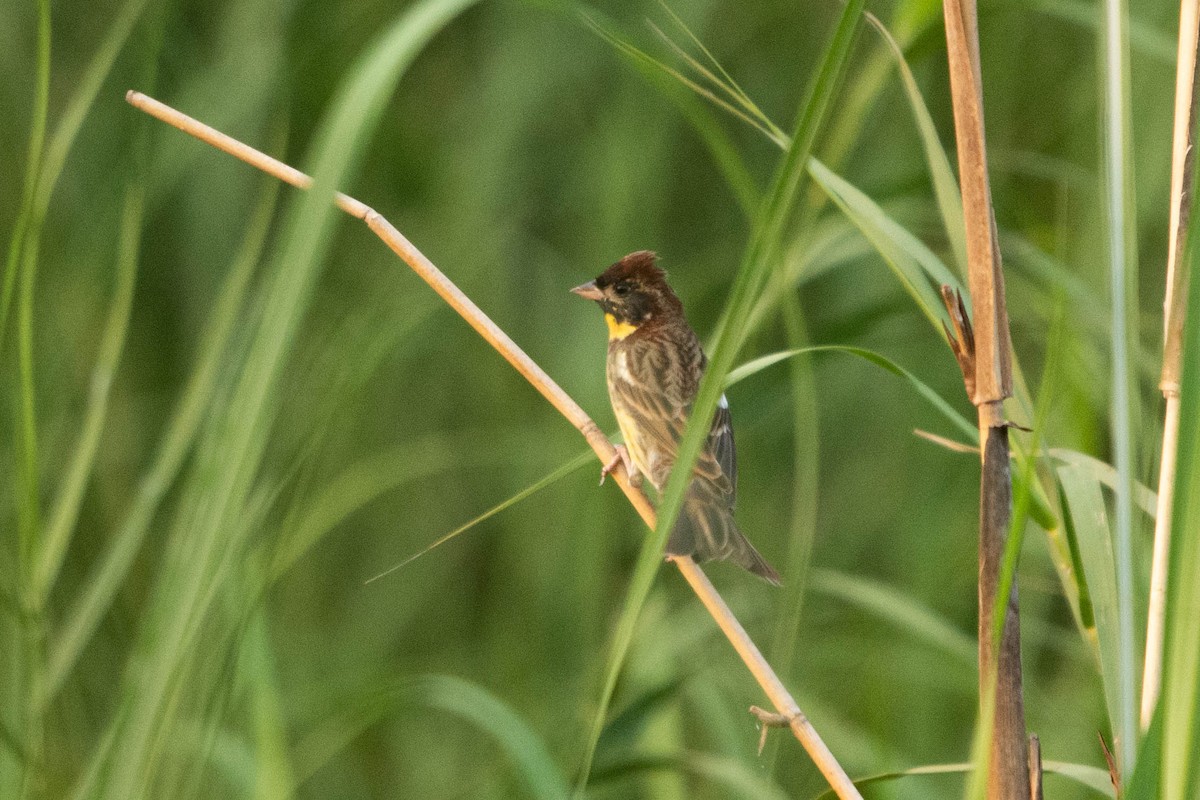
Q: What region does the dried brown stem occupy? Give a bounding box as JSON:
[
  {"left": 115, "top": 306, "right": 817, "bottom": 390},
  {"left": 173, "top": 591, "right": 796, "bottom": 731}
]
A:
[
  {"left": 124, "top": 90, "right": 863, "bottom": 800},
  {"left": 940, "top": 0, "right": 1031, "bottom": 796},
  {"left": 1143, "top": 0, "right": 1200, "bottom": 730}
]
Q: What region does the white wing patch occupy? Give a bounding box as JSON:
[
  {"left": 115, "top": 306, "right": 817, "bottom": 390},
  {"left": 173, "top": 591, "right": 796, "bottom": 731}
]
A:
[
  {"left": 614, "top": 351, "right": 633, "bottom": 383},
  {"left": 719, "top": 393, "right": 729, "bottom": 409}
]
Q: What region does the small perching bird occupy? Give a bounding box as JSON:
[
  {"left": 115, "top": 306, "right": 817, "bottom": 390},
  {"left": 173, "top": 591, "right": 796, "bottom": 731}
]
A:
[{"left": 571, "top": 251, "right": 780, "bottom": 584}]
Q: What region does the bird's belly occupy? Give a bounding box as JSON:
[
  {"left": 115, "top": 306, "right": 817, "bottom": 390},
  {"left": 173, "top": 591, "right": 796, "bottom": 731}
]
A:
[{"left": 610, "top": 399, "right": 663, "bottom": 490}]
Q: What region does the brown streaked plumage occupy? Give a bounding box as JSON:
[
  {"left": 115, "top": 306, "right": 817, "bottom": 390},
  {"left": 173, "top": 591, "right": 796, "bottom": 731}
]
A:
[{"left": 571, "top": 251, "right": 780, "bottom": 584}]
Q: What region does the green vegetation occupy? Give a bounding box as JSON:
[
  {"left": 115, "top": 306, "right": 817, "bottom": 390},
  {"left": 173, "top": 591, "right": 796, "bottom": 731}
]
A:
[{"left": 0, "top": 0, "right": 1193, "bottom": 796}]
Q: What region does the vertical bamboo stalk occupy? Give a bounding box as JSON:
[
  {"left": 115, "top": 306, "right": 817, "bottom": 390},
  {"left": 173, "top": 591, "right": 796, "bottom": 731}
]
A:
[
  {"left": 941, "top": 0, "right": 1029, "bottom": 797},
  {"left": 1142, "top": 0, "right": 1200, "bottom": 731}
]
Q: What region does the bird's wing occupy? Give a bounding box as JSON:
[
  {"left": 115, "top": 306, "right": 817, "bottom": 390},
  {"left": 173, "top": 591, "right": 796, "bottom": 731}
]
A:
[
  {"left": 709, "top": 399, "right": 737, "bottom": 508},
  {"left": 612, "top": 340, "right": 735, "bottom": 504}
]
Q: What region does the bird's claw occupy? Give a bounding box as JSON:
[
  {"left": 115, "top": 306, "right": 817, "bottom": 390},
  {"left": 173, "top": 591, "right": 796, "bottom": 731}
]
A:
[{"left": 600, "top": 444, "right": 639, "bottom": 486}]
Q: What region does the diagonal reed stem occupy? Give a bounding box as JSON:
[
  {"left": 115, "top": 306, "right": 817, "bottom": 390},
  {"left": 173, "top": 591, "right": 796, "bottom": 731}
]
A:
[{"left": 124, "top": 89, "right": 863, "bottom": 800}]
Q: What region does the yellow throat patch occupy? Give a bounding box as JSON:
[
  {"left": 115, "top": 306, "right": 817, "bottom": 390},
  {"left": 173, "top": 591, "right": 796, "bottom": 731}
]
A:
[{"left": 605, "top": 313, "right": 639, "bottom": 341}]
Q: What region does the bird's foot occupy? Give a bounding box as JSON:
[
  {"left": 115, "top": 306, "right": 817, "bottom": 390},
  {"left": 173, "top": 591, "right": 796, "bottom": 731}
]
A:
[{"left": 600, "top": 444, "right": 640, "bottom": 486}]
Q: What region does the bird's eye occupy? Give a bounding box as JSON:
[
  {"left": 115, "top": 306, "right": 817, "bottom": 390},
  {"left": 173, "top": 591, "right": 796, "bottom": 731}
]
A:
[{"left": 614, "top": 282, "right": 631, "bottom": 296}]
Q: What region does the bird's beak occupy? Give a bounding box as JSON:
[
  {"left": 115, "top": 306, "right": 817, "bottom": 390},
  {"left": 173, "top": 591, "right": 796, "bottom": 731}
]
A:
[{"left": 570, "top": 280, "right": 603, "bottom": 301}]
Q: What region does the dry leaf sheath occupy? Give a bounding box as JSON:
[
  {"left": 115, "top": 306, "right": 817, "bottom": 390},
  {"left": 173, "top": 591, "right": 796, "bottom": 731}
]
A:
[{"left": 940, "top": 0, "right": 1031, "bottom": 796}]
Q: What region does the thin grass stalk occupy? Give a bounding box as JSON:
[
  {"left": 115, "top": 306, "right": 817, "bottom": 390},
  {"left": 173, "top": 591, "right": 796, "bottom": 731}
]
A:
[
  {"left": 1142, "top": 0, "right": 1199, "bottom": 732},
  {"left": 124, "top": 90, "right": 864, "bottom": 800},
  {"left": 45, "top": 180, "right": 278, "bottom": 697},
  {"left": 940, "top": 0, "right": 1029, "bottom": 797},
  {"left": 1100, "top": 0, "right": 1141, "bottom": 769}
]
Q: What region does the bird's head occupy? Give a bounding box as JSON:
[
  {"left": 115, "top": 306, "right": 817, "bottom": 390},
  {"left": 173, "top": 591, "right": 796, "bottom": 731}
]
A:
[{"left": 571, "top": 251, "right": 682, "bottom": 341}]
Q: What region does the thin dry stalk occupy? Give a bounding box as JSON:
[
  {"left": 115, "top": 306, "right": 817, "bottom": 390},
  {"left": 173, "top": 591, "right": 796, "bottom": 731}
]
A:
[
  {"left": 1142, "top": 0, "right": 1200, "bottom": 731},
  {"left": 124, "top": 90, "right": 864, "bottom": 800},
  {"left": 940, "top": 0, "right": 1031, "bottom": 797}
]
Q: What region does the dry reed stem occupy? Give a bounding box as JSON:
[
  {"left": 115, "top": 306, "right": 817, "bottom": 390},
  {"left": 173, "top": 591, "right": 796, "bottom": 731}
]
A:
[
  {"left": 940, "top": 0, "right": 1029, "bottom": 797},
  {"left": 1143, "top": 0, "right": 1200, "bottom": 731},
  {"left": 124, "top": 90, "right": 863, "bottom": 800}
]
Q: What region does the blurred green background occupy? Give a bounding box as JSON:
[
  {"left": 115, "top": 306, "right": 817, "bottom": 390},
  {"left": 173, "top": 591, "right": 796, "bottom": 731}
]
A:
[{"left": 0, "top": 0, "right": 1182, "bottom": 797}]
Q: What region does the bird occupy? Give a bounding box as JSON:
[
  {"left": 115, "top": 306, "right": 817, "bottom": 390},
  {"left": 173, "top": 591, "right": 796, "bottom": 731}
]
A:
[{"left": 571, "top": 251, "right": 780, "bottom": 584}]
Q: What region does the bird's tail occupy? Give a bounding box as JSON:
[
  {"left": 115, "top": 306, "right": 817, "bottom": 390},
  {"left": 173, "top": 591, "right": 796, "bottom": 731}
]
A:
[{"left": 667, "top": 484, "right": 781, "bottom": 585}]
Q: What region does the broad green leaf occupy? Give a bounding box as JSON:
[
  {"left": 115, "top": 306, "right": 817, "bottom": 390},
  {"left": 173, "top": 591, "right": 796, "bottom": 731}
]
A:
[
  {"left": 1050, "top": 448, "right": 1157, "bottom": 517},
  {"left": 1058, "top": 465, "right": 1122, "bottom": 750}
]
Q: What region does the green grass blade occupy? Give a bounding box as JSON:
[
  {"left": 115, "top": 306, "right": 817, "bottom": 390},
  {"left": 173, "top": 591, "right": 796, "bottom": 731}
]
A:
[
  {"left": 33, "top": 183, "right": 142, "bottom": 602},
  {"left": 414, "top": 675, "right": 571, "bottom": 800},
  {"left": 807, "top": 157, "right": 961, "bottom": 335},
  {"left": 36, "top": 0, "right": 150, "bottom": 220},
  {"left": 363, "top": 449, "right": 593, "bottom": 584},
  {"left": 809, "top": 761, "right": 1115, "bottom": 800},
  {"left": 7, "top": 0, "right": 52, "bottom": 582},
  {"left": 1099, "top": 0, "right": 1140, "bottom": 768},
  {"left": 580, "top": 13, "right": 787, "bottom": 149},
  {"left": 811, "top": 569, "right": 975, "bottom": 666},
  {"left": 245, "top": 612, "right": 295, "bottom": 800},
  {"left": 647, "top": 12, "right": 785, "bottom": 142},
  {"left": 580, "top": 12, "right": 760, "bottom": 217},
  {"left": 729, "top": 344, "right": 977, "bottom": 440},
  {"left": 863, "top": 12, "right": 967, "bottom": 277},
  {"left": 1058, "top": 464, "right": 1122, "bottom": 743},
  {"left": 45, "top": 180, "right": 279, "bottom": 698},
  {"left": 1021, "top": 0, "right": 1174, "bottom": 64},
  {"left": 1050, "top": 448, "right": 1157, "bottom": 517},
  {"left": 591, "top": 751, "right": 790, "bottom": 800}
]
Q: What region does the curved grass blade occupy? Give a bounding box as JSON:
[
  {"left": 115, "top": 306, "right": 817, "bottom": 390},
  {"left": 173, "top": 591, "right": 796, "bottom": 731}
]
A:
[
  {"left": 1058, "top": 464, "right": 1122, "bottom": 741},
  {"left": 863, "top": 11, "right": 967, "bottom": 276},
  {"left": 580, "top": 13, "right": 786, "bottom": 149},
  {"left": 810, "top": 569, "right": 975, "bottom": 667},
  {"left": 415, "top": 676, "right": 571, "bottom": 800},
  {"left": 293, "top": 676, "right": 570, "bottom": 799},
  {"left": 583, "top": 11, "right": 760, "bottom": 217},
  {"left": 32, "top": 184, "right": 142, "bottom": 602},
  {"left": 46, "top": 179, "right": 279, "bottom": 698},
  {"left": 363, "top": 449, "right": 593, "bottom": 583},
  {"left": 1050, "top": 448, "right": 1157, "bottom": 517},
  {"left": 6, "top": 0, "right": 51, "bottom": 579},
  {"left": 809, "top": 760, "right": 1114, "bottom": 800},
  {"left": 648, "top": 6, "right": 786, "bottom": 143},
  {"left": 1020, "top": 0, "right": 1174, "bottom": 64},
  {"left": 808, "top": 158, "right": 962, "bottom": 336},
  {"left": 728, "top": 344, "right": 976, "bottom": 440},
  {"left": 592, "top": 751, "right": 790, "bottom": 800}
]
